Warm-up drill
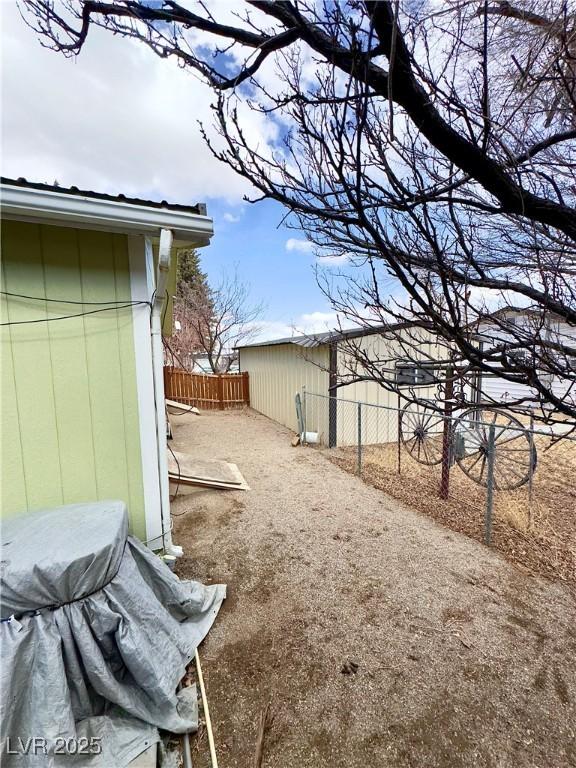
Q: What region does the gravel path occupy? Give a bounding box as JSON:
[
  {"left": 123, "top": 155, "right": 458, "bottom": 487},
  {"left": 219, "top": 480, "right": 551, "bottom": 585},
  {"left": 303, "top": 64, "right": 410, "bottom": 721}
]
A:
[{"left": 171, "top": 408, "right": 576, "bottom": 768}]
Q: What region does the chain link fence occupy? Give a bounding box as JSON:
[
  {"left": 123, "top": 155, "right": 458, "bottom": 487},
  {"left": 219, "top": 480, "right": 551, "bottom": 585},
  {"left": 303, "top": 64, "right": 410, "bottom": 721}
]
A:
[{"left": 301, "top": 389, "right": 575, "bottom": 582}]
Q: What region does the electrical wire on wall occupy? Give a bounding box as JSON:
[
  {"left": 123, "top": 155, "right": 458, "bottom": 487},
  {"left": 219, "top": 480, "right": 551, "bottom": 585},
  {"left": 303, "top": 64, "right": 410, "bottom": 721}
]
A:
[
  {"left": 5, "top": 285, "right": 177, "bottom": 538},
  {"left": 2, "top": 288, "right": 185, "bottom": 540},
  {"left": 2, "top": 290, "right": 148, "bottom": 305},
  {"left": 167, "top": 442, "right": 186, "bottom": 511},
  {"left": 0, "top": 290, "right": 151, "bottom": 326}
]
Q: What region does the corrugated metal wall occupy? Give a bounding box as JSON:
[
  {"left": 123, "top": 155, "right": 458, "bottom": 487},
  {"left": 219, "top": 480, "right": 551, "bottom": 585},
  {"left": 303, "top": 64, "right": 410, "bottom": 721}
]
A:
[
  {"left": 239, "top": 322, "right": 574, "bottom": 446},
  {"left": 1, "top": 221, "right": 146, "bottom": 538},
  {"left": 239, "top": 343, "right": 330, "bottom": 434},
  {"left": 480, "top": 376, "right": 536, "bottom": 404},
  {"left": 335, "top": 332, "right": 444, "bottom": 446},
  {"left": 239, "top": 331, "right": 447, "bottom": 446}
]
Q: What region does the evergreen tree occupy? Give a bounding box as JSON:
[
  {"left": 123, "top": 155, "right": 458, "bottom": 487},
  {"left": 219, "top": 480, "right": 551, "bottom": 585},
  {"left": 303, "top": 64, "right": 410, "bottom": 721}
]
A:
[
  {"left": 169, "top": 248, "right": 215, "bottom": 370},
  {"left": 176, "top": 248, "right": 209, "bottom": 297}
]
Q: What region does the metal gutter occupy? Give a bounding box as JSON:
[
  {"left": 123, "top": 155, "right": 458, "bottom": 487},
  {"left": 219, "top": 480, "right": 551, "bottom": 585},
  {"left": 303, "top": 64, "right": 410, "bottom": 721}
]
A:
[{"left": 1, "top": 184, "right": 213, "bottom": 245}]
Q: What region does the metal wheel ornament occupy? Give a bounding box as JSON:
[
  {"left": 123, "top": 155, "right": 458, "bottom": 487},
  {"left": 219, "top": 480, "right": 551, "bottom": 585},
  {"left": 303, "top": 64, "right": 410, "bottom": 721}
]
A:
[
  {"left": 399, "top": 401, "right": 445, "bottom": 466},
  {"left": 453, "top": 408, "right": 537, "bottom": 490}
]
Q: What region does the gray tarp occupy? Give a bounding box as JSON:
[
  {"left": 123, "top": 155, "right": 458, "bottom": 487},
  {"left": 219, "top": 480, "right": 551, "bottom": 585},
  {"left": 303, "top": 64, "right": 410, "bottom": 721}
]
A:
[{"left": 0, "top": 501, "right": 226, "bottom": 767}]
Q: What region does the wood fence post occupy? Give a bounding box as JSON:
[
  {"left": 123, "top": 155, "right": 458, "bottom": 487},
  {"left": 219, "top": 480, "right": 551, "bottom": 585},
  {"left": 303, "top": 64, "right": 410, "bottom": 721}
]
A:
[
  {"left": 243, "top": 371, "right": 249, "bottom": 405},
  {"left": 217, "top": 374, "right": 225, "bottom": 410}
]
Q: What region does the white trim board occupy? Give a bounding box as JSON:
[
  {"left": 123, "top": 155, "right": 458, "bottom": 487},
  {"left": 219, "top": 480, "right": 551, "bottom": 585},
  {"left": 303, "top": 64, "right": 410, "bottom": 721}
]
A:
[{"left": 2, "top": 183, "right": 213, "bottom": 246}]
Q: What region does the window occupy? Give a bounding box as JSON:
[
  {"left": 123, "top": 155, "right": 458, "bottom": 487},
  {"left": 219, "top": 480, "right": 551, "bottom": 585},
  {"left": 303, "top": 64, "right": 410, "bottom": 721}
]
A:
[
  {"left": 417, "top": 366, "right": 435, "bottom": 385},
  {"left": 396, "top": 364, "right": 435, "bottom": 387},
  {"left": 396, "top": 365, "right": 416, "bottom": 386}
]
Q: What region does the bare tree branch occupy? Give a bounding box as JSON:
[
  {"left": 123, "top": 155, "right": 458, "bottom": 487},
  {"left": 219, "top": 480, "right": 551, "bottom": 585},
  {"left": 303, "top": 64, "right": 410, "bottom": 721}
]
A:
[{"left": 21, "top": 0, "right": 576, "bottom": 420}]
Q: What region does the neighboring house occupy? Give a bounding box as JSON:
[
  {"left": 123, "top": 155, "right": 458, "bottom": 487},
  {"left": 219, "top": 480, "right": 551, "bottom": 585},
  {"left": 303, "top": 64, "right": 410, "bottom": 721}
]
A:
[
  {"left": 1, "top": 177, "right": 213, "bottom": 552},
  {"left": 476, "top": 307, "right": 575, "bottom": 406},
  {"left": 165, "top": 343, "right": 239, "bottom": 374},
  {"left": 191, "top": 353, "right": 239, "bottom": 374}
]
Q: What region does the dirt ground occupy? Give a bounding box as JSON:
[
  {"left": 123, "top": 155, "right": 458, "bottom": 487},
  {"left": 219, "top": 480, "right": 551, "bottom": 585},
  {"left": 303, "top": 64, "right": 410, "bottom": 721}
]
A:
[
  {"left": 171, "top": 408, "right": 576, "bottom": 768},
  {"left": 328, "top": 433, "right": 576, "bottom": 583}
]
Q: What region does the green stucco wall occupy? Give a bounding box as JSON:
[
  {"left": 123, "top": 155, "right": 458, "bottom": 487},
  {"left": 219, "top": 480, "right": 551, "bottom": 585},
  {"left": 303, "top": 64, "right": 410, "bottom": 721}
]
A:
[{"left": 1, "top": 221, "right": 146, "bottom": 538}]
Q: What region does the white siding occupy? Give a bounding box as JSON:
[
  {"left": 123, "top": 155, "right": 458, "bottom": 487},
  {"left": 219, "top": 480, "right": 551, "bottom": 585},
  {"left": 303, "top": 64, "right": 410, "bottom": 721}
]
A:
[
  {"left": 551, "top": 322, "right": 576, "bottom": 404},
  {"left": 239, "top": 343, "right": 330, "bottom": 435},
  {"left": 478, "top": 317, "right": 576, "bottom": 409},
  {"left": 480, "top": 375, "right": 536, "bottom": 405}
]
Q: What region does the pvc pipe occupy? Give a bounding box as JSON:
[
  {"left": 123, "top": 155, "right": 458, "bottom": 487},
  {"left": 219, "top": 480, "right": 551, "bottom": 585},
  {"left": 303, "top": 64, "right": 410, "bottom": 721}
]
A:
[
  {"left": 151, "top": 228, "right": 182, "bottom": 556},
  {"left": 195, "top": 649, "right": 218, "bottom": 768},
  {"left": 182, "top": 731, "right": 193, "bottom": 768},
  {"left": 177, "top": 681, "right": 193, "bottom": 768}
]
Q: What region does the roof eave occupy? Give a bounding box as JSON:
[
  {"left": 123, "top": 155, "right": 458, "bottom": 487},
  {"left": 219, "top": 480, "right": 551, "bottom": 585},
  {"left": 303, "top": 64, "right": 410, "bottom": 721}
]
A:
[
  {"left": 1, "top": 184, "right": 214, "bottom": 246},
  {"left": 235, "top": 322, "right": 424, "bottom": 350}
]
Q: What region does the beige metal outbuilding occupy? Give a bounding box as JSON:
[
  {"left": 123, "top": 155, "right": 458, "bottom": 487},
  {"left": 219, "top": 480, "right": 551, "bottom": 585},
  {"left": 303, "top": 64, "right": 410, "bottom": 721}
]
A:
[
  {"left": 239, "top": 311, "right": 572, "bottom": 446},
  {"left": 238, "top": 336, "right": 330, "bottom": 434},
  {"left": 238, "top": 325, "right": 443, "bottom": 446}
]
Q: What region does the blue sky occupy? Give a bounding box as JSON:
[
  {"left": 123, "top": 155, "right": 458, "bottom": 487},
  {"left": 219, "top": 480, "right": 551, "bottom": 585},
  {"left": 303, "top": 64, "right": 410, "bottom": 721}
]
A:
[
  {"left": 0, "top": 2, "right": 343, "bottom": 340},
  {"left": 199, "top": 196, "right": 338, "bottom": 336}
]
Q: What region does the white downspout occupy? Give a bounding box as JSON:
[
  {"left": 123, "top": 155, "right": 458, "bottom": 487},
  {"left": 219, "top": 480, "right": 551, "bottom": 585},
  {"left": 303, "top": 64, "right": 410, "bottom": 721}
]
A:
[{"left": 151, "top": 228, "right": 182, "bottom": 557}]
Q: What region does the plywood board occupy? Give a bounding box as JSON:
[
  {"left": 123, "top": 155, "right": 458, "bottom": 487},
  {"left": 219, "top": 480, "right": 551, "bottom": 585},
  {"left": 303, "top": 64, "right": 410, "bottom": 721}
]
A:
[
  {"left": 165, "top": 399, "right": 200, "bottom": 415},
  {"left": 167, "top": 451, "right": 239, "bottom": 484},
  {"left": 169, "top": 474, "right": 250, "bottom": 492}
]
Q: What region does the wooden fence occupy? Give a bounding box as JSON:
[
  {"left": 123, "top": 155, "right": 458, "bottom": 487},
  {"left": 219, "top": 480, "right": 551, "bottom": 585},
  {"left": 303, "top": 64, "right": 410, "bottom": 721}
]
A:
[{"left": 163, "top": 367, "right": 249, "bottom": 410}]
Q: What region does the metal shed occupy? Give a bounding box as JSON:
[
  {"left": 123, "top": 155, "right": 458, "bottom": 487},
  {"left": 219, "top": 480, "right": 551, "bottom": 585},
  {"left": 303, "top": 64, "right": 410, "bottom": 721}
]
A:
[
  {"left": 237, "top": 332, "right": 332, "bottom": 434},
  {"left": 237, "top": 325, "right": 443, "bottom": 446}
]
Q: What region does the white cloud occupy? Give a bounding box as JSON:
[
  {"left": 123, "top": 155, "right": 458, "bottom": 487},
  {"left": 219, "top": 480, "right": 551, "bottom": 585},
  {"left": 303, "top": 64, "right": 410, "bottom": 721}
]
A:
[
  {"left": 0, "top": 3, "right": 277, "bottom": 205},
  {"left": 297, "top": 311, "right": 340, "bottom": 332},
  {"left": 286, "top": 238, "right": 351, "bottom": 266},
  {"left": 223, "top": 212, "right": 241, "bottom": 223},
  {"left": 286, "top": 238, "right": 314, "bottom": 253},
  {"left": 467, "top": 285, "right": 526, "bottom": 311},
  {"left": 316, "top": 253, "right": 350, "bottom": 265},
  {"left": 251, "top": 310, "right": 355, "bottom": 343},
  {"left": 253, "top": 321, "right": 296, "bottom": 342}
]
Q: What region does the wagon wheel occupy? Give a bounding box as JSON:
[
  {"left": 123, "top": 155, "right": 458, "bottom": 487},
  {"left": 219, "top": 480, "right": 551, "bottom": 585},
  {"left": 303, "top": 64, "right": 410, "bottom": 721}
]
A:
[
  {"left": 453, "top": 408, "right": 537, "bottom": 490},
  {"left": 399, "top": 400, "right": 445, "bottom": 466}
]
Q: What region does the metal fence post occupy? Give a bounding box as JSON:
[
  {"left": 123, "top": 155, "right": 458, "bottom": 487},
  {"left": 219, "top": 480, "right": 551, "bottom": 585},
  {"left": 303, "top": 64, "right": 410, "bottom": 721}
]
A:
[
  {"left": 484, "top": 423, "right": 496, "bottom": 546},
  {"left": 527, "top": 412, "right": 534, "bottom": 530},
  {"left": 357, "top": 402, "right": 362, "bottom": 476},
  {"left": 396, "top": 411, "right": 402, "bottom": 475},
  {"left": 302, "top": 385, "right": 307, "bottom": 444},
  {"left": 396, "top": 392, "right": 402, "bottom": 475},
  {"left": 439, "top": 369, "right": 454, "bottom": 499}
]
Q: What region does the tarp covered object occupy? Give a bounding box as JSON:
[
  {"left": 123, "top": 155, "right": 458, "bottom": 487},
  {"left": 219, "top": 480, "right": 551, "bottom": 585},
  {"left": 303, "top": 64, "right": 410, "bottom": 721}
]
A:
[{"left": 0, "top": 501, "right": 226, "bottom": 767}]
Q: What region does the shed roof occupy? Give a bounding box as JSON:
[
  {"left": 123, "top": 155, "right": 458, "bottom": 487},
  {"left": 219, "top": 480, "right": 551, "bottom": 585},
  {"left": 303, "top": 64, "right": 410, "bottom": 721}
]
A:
[
  {"left": 236, "top": 323, "right": 419, "bottom": 350},
  {"left": 238, "top": 330, "right": 342, "bottom": 349}
]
